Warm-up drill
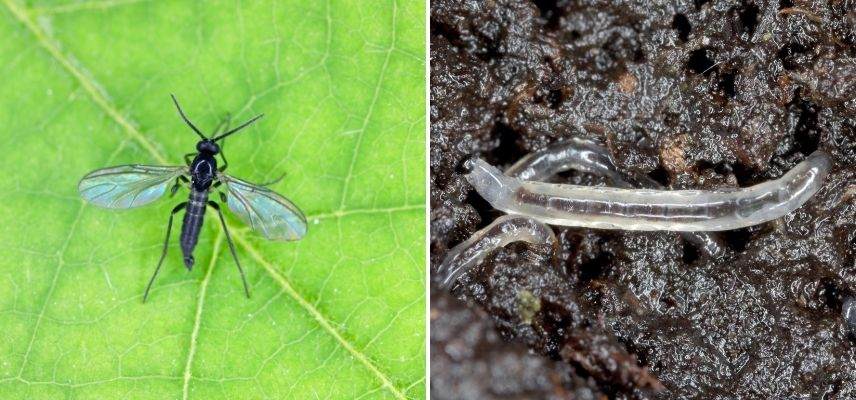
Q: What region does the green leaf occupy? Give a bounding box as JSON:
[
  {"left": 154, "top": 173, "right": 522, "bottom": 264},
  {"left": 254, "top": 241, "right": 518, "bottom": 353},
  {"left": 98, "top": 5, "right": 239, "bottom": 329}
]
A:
[{"left": 0, "top": 0, "right": 425, "bottom": 399}]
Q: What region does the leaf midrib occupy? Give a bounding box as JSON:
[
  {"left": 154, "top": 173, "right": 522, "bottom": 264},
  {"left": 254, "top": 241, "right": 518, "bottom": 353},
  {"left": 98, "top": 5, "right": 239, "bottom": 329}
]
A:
[
  {"left": 183, "top": 232, "right": 224, "bottom": 400},
  {"left": 1, "top": 1, "right": 419, "bottom": 399}
]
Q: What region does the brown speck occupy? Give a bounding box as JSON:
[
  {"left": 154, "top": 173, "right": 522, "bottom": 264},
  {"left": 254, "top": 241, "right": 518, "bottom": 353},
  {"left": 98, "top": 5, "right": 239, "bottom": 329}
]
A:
[
  {"left": 618, "top": 72, "right": 637, "bottom": 94},
  {"left": 659, "top": 134, "right": 690, "bottom": 174}
]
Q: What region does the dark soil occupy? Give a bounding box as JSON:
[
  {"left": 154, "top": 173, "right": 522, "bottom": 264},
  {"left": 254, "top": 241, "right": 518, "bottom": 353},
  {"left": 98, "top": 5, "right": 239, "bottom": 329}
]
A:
[
  {"left": 431, "top": 288, "right": 607, "bottom": 399},
  {"left": 429, "top": 0, "right": 856, "bottom": 398}
]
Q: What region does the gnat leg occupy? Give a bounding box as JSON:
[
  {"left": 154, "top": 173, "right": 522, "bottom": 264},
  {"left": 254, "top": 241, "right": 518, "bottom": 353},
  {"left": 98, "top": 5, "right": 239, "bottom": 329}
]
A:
[
  {"left": 218, "top": 139, "right": 229, "bottom": 172},
  {"left": 214, "top": 115, "right": 232, "bottom": 172},
  {"left": 170, "top": 179, "right": 181, "bottom": 197},
  {"left": 170, "top": 176, "right": 189, "bottom": 197},
  {"left": 209, "top": 201, "right": 250, "bottom": 298},
  {"left": 143, "top": 202, "right": 187, "bottom": 303},
  {"left": 184, "top": 153, "right": 197, "bottom": 166}
]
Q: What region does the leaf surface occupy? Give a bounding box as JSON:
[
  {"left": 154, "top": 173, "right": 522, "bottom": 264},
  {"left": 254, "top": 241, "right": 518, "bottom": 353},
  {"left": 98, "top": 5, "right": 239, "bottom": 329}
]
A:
[{"left": 0, "top": 1, "right": 425, "bottom": 398}]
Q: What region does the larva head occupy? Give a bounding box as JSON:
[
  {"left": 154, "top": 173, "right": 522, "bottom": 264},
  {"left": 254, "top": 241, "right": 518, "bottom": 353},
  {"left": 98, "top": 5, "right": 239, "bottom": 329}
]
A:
[{"left": 461, "top": 157, "right": 518, "bottom": 206}]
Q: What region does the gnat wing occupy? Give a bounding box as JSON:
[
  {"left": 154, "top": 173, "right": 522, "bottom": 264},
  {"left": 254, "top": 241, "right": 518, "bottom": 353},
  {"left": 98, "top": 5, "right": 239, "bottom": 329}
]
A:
[
  {"left": 78, "top": 165, "right": 187, "bottom": 209},
  {"left": 218, "top": 173, "right": 307, "bottom": 241}
]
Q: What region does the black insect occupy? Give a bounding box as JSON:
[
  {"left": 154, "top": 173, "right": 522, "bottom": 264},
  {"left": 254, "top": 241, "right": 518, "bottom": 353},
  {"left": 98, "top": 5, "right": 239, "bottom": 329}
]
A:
[{"left": 79, "top": 95, "right": 308, "bottom": 302}]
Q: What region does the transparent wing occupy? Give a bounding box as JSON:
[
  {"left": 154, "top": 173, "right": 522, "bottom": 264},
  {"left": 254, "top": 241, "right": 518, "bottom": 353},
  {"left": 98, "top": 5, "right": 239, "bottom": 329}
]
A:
[
  {"left": 78, "top": 165, "right": 187, "bottom": 209},
  {"left": 218, "top": 173, "right": 307, "bottom": 241}
]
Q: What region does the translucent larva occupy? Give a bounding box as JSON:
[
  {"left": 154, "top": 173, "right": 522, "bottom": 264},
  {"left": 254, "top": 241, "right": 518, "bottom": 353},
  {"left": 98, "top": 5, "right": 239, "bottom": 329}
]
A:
[
  {"left": 503, "top": 138, "right": 725, "bottom": 255},
  {"left": 437, "top": 215, "right": 557, "bottom": 288},
  {"left": 464, "top": 151, "right": 832, "bottom": 232},
  {"left": 504, "top": 137, "right": 628, "bottom": 184},
  {"left": 844, "top": 297, "right": 856, "bottom": 336}
]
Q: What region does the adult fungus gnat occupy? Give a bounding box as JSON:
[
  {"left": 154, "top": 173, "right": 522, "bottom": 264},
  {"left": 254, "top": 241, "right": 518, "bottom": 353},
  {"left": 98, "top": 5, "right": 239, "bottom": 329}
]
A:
[
  {"left": 504, "top": 138, "right": 725, "bottom": 256},
  {"left": 79, "top": 95, "right": 307, "bottom": 302},
  {"left": 462, "top": 150, "right": 831, "bottom": 232},
  {"left": 437, "top": 215, "right": 557, "bottom": 288}
]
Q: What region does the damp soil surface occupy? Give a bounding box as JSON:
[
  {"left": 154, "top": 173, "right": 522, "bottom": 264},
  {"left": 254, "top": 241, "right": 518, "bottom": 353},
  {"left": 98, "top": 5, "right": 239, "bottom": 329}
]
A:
[{"left": 429, "top": 0, "right": 856, "bottom": 398}]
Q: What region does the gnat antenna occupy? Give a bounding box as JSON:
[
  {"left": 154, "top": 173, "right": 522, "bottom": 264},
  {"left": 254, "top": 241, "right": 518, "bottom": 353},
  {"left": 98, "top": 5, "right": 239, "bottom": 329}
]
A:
[
  {"left": 212, "top": 114, "right": 264, "bottom": 142},
  {"left": 170, "top": 94, "right": 207, "bottom": 140}
]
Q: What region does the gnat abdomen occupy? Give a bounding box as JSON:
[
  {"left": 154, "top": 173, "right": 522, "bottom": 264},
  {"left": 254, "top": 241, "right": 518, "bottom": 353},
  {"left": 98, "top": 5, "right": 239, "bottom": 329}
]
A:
[{"left": 180, "top": 189, "right": 209, "bottom": 269}]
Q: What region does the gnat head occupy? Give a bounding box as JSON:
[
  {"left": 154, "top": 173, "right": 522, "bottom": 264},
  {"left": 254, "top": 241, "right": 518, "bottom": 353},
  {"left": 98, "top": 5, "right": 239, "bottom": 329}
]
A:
[{"left": 170, "top": 94, "right": 263, "bottom": 155}]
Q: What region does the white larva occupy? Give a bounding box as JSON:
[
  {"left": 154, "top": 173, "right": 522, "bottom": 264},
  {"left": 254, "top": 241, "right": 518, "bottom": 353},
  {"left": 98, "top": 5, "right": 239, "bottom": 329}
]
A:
[
  {"left": 844, "top": 297, "right": 856, "bottom": 336},
  {"left": 504, "top": 137, "right": 628, "bottom": 184},
  {"left": 464, "top": 151, "right": 832, "bottom": 232},
  {"left": 503, "top": 138, "right": 725, "bottom": 255},
  {"left": 437, "top": 215, "right": 556, "bottom": 288}
]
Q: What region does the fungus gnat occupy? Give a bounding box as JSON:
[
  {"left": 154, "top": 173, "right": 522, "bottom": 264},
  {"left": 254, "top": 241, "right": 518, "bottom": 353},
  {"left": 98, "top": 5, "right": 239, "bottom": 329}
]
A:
[{"left": 79, "top": 95, "right": 308, "bottom": 302}]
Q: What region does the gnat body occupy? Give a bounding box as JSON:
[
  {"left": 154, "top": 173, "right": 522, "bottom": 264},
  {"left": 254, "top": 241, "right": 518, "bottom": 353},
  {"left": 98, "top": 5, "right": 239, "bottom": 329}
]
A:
[{"left": 79, "top": 95, "right": 307, "bottom": 302}]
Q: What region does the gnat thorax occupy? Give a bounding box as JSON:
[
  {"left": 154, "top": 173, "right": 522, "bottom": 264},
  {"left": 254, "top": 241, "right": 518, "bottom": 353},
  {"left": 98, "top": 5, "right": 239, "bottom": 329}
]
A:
[{"left": 190, "top": 155, "right": 217, "bottom": 190}]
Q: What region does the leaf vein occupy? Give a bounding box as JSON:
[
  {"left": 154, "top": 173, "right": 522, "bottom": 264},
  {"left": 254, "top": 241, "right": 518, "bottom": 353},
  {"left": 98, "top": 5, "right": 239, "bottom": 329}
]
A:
[
  {"left": 182, "top": 232, "right": 224, "bottom": 400},
  {"left": 31, "top": 0, "right": 151, "bottom": 15},
  {"left": 337, "top": 0, "right": 398, "bottom": 211},
  {"left": 16, "top": 203, "right": 85, "bottom": 377}
]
